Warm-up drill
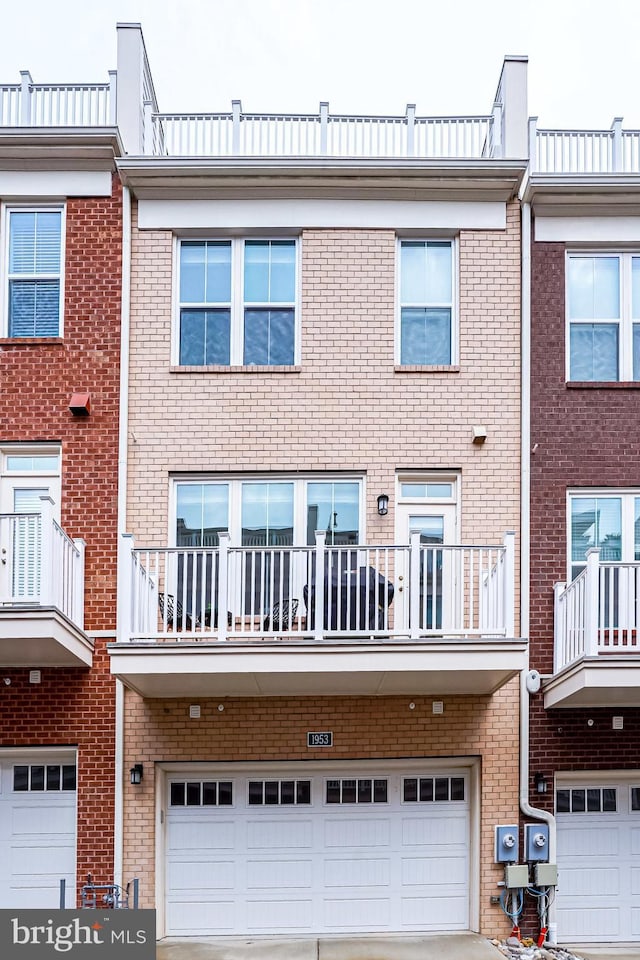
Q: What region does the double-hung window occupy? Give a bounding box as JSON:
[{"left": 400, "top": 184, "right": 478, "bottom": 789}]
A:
[
  {"left": 178, "top": 238, "right": 297, "bottom": 366},
  {"left": 567, "top": 253, "right": 640, "bottom": 381},
  {"left": 569, "top": 491, "right": 640, "bottom": 581},
  {"left": 398, "top": 239, "right": 455, "bottom": 365},
  {"left": 5, "top": 208, "right": 63, "bottom": 338}
]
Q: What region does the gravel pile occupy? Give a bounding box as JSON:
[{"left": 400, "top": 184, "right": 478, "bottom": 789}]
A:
[{"left": 491, "top": 937, "right": 585, "bottom": 960}]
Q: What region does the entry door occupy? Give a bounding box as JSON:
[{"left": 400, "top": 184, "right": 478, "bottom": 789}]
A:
[
  {"left": 0, "top": 475, "right": 59, "bottom": 602},
  {"left": 396, "top": 504, "right": 456, "bottom": 633}
]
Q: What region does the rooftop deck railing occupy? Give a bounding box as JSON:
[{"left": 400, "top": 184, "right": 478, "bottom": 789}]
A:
[
  {"left": 0, "top": 497, "right": 85, "bottom": 628},
  {"left": 118, "top": 530, "right": 514, "bottom": 643},
  {"left": 532, "top": 117, "right": 640, "bottom": 174},
  {"left": 0, "top": 72, "right": 115, "bottom": 127},
  {"left": 554, "top": 548, "right": 640, "bottom": 672}
]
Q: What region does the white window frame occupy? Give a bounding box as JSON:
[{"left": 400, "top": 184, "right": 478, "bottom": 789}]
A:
[
  {"left": 1, "top": 203, "right": 65, "bottom": 339},
  {"left": 170, "top": 474, "right": 365, "bottom": 547},
  {"left": 395, "top": 237, "right": 458, "bottom": 366},
  {"left": 0, "top": 444, "right": 61, "bottom": 517},
  {"left": 566, "top": 488, "right": 640, "bottom": 581},
  {"left": 173, "top": 236, "right": 300, "bottom": 366},
  {"left": 565, "top": 251, "right": 640, "bottom": 382}
]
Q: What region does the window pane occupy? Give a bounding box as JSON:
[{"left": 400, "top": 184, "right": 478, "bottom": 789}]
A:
[
  {"left": 400, "top": 241, "right": 451, "bottom": 303},
  {"left": 306, "top": 482, "right": 359, "bottom": 546},
  {"left": 31, "top": 766, "right": 45, "bottom": 791},
  {"left": 46, "top": 765, "right": 61, "bottom": 790},
  {"left": 326, "top": 779, "right": 340, "bottom": 803},
  {"left": 280, "top": 781, "right": 295, "bottom": 804},
  {"left": 634, "top": 324, "right": 640, "bottom": 380},
  {"left": 218, "top": 782, "right": 233, "bottom": 805},
  {"left": 265, "top": 781, "right": 279, "bottom": 805},
  {"left": 404, "top": 779, "right": 417, "bottom": 802},
  {"left": 373, "top": 779, "right": 388, "bottom": 803},
  {"left": 401, "top": 308, "right": 451, "bottom": 365},
  {"left": 603, "top": 788, "right": 616, "bottom": 811},
  {"left": 176, "top": 483, "right": 229, "bottom": 547},
  {"left": 451, "top": 777, "right": 465, "bottom": 801},
  {"left": 6, "top": 455, "right": 59, "bottom": 472},
  {"left": 571, "top": 497, "right": 622, "bottom": 570},
  {"left": 180, "top": 241, "right": 231, "bottom": 304},
  {"left": 296, "top": 781, "right": 311, "bottom": 804},
  {"left": 636, "top": 499, "right": 640, "bottom": 561},
  {"left": 434, "top": 777, "right": 449, "bottom": 801},
  {"left": 342, "top": 779, "right": 357, "bottom": 803},
  {"left": 9, "top": 280, "right": 60, "bottom": 337},
  {"left": 357, "top": 779, "right": 372, "bottom": 803},
  {"left": 170, "top": 783, "right": 185, "bottom": 806},
  {"left": 248, "top": 781, "right": 263, "bottom": 805},
  {"left": 179, "top": 309, "right": 230, "bottom": 366},
  {"left": 419, "top": 778, "right": 434, "bottom": 802},
  {"left": 243, "top": 309, "right": 294, "bottom": 365},
  {"left": 186, "top": 782, "right": 201, "bottom": 805},
  {"left": 569, "top": 323, "right": 618, "bottom": 381},
  {"left": 587, "top": 788, "right": 601, "bottom": 812},
  {"left": 556, "top": 790, "right": 570, "bottom": 813},
  {"left": 572, "top": 789, "right": 586, "bottom": 812},
  {"left": 568, "top": 257, "right": 619, "bottom": 319},
  {"left": 62, "top": 765, "right": 76, "bottom": 790},
  {"left": 202, "top": 782, "right": 217, "bottom": 805},
  {"left": 242, "top": 483, "right": 293, "bottom": 546},
  {"left": 13, "top": 766, "right": 29, "bottom": 791},
  {"left": 9, "top": 211, "right": 61, "bottom": 274},
  {"left": 633, "top": 259, "right": 640, "bottom": 319},
  {"left": 244, "top": 240, "right": 295, "bottom": 303}
]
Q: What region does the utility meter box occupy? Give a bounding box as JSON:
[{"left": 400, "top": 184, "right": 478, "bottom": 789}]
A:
[
  {"left": 494, "top": 825, "right": 519, "bottom": 863},
  {"left": 534, "top": 862, "right": 558, "bottom": 887},
  {"left": 505, "top": 864, "right": 529, "bottom": 889},
  {"left": 525, "top": 822, "right": 550, "bottom": 862}
]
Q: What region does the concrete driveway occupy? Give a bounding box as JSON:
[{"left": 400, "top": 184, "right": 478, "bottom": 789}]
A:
[
  {"left": 157, "top": 932, "right": 503, "bottom": 960},
  {"left": 568, "top": 949, "right": 640, "bottom": 960}
]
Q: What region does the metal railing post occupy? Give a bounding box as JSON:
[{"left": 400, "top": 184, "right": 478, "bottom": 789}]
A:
[
  {"left": 314, "top": 530, "right": 326, "bottom": 640},
  {"left": 217, "top": 532, "right": 230, "bottom": 640},
  {"left": 584, "top": 547, "right": 601, "bottom": 656},
  {"left": 132, "top": 877, "right": 139, "bottom": 909},
  {"left": 59, "top": 878, "right": 66, "bottom": 909},
  {"left": 409, "top": 531, "right": 421, "bottom": 640}
]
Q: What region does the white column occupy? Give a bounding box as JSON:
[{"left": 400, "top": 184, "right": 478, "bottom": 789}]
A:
[
  {"left": 503, "top": 531, "right": 516, "bottom": 638},
  {"left": 232, "top": 100, "right": 242, "bottom": 154},
  {"left": 73, "top": 539, "right": 86, "bottom": 629},
  {"left": 108, "top": 70, "right": 118, "bottom": 126},
  {"left": 116, "top": 533, "right": 135, "bottom": 641},
  {"left": 406, "top": 103, "right": 415, "bottom": 157},
  {"left": 584, "top": 547, "right": 601, "bottom": 657},
  {"left": 116, "top": 23, "right": 147, "bottom": 153},
  {"left": 19, "top": 70, "right": 32, "bottom": 125},
  {"left": 409, "top": 531, "right": 421, "bottom": 640},
  {"left": 553, "top": 582, "right": 566, "bottom": 674},
  {"left": 611, "top": 117, "right": 623, "bottom": 172},
  {"left": 492, "top": 56, "right": 528, "bottom": 159},
  {"left": 38, "top": 495, "right": 55, "bottom": 606},
  {"left": 319, "top": 102, "right": 329, "bottom": 155},
  {"left": 314, "top": 530, "right": 326, "bottom": 641},
  {"left": 217, "top": 532, "right": 230, "bottom": 640},
  {"left": 491, "top": 100, "right": 503, "bottom": 158}
]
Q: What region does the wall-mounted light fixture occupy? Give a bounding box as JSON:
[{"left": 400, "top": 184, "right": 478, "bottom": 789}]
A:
[
  {"left": 130, "top": 763, "right": 144, "bottom": 785},
  {"left": 534, "top": 771, "right": 547, "bottom": 794},
  {"left": 377, "top": 494, "right": 389, "bottom": 516}
]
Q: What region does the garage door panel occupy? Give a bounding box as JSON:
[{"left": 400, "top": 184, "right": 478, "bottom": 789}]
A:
[
  {"left": 247, "top": 898, "right": 313, "bottom": 929},
  {"left": 167, "top": 818, "right": 235, "bottom": 850},
  {"left": 323, "top": 896, "right": 390, "bottom": 929},
  {"left": 323, "top": 857, "right": 390, "bottom": 887},
  {"left": 11, "top": 803, "right": 74, "bottom": 835},
  {"left": 247, "top": 818, "right": 312, "bottom": 849},
  {"left": 631, "top": 908, "right": 640, "bottom": 935},
  {"left": 560, "top": 906, "right": 620, "bottom": 939},
  {"left": 631, "top": 828, "right": 640, "bottom": 854},
  {"left": 559, "top": 865, "right": 619, "bottom": 896},
  {"left": 557, "top": 824, "right": 620, "bottom": 857},
  {"left": 11, "top": 843, "right": 74, "bottom": 876},
  {"left": 246, "top": 859, "right": 312, "bottom": 889},
  {"left": 324, "top": 818, "right": 390, "bottom": 848},
  {"left": 166, "top": 859, "right": 234, "bottom": 890},
  {"left": 167, "top": 899, "right": 235, "bottom": 934},
  {"left": 401, "top": 854, "right": 467, "bottom": 886},
  {"left": 401, "top": 894, "right": 467, "bottom": 928},
  {"left": 402, "top": 815, "right": 467, "bottom": 846},
  {"left": 631, "top": 867, "right": 640, "bottom": 894}
]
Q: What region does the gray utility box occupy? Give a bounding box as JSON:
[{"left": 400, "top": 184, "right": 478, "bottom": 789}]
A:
[
  {"left": 505, "top": 864, "right": 529, "bottom": 889},
  {"left": 534, "top": 862, "right": 558, "bottom": 887}
]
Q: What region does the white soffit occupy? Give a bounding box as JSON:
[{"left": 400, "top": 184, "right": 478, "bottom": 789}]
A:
[
  {"left": 535, "top": 216, "right": 640, "bottom": 243},
  {"left": 0, "top": 170, "right": 112, "bottom": 198},
  {"left": 138, "top": 198, "right": 506, "bottom": 232}
]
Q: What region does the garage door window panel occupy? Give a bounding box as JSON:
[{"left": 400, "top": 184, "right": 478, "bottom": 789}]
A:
[
  {"left": 13, "top": 763, "right": 76, "bottom": 792},
  {"left": 326, "top": 778, "right": 388, "bottom": 804},
  {"left": 170, "top": 780, "right": 233, "bottom": 806},
  {"left": 556, "top": 787, "right": 617, "bottom": 813}
]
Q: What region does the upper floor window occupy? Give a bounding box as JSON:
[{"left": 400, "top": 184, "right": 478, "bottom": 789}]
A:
[
  {"left": 178, "top": 238, "right": 297, "bottom": 366},
  {"left": 4, "top": 207, "right": 63, "bottom": 338},
  {"left": 567, "top": 253, "right": 640, "bottom": 381},
  {"left": 398, "top": 239, "right": 455, "bottom": 365}
]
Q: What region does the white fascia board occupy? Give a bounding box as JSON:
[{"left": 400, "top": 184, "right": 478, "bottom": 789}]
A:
[
  {"left": 138, "top": 198, "right": 506, "bottom": 232},
  {"left": 0, "top": 170, "right": 112, "bottom": 198},
  {"left": 535, "top": 216, "right": 640, "bottom": 243}
]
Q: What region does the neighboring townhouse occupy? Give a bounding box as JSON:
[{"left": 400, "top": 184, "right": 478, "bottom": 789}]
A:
[
  {"left": 0, "top": 72, "right": 124, "bottom": 901},
  {"left": 108, "top": 26, "right": 529, "bottom": 938},
  {"left": 527, "top": 121, "right": 640, "bottom": 943}
]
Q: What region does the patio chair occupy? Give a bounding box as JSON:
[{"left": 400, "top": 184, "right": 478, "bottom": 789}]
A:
[
  {"left": 158, "top": 593, "right": 199, "bottom": 631},
  {"left": 263, "top": 598, "right": 299, "bottom": 632}
]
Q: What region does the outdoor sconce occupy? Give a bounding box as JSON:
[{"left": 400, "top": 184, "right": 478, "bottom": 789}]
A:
[
  {"left": 377, "top": 494, "right": 389, "bottom": 516},
  {"left": 534, "top": 772, "right": 547, "bottom": 794},
  {"left": 130, "top": 764, "right": 144, "bottom": 785}
]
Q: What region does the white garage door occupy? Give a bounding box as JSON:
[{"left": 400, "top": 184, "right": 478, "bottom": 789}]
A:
[
  {"left": 0, "top": 754, "right": 77, "bottom": 908},
  {"left": 165, "top": 766, "right": 470, "bottom": 936},
  {"left": 557, "top": 779, "right": 640, "bottom": 942}
]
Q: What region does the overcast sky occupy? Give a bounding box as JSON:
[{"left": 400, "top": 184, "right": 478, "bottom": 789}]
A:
[{"left": 2, "top": 0, "right": 639, "bottom": 128}]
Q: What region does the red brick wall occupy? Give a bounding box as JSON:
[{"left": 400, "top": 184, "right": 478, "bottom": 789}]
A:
[
  {"left": 0, "top": 173, "right": 122, "bottom": 898},
  {"left": 529, "top": 230, "right": 640, "bottom": 785}
]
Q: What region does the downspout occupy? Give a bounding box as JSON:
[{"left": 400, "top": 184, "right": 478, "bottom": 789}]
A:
[
  {"left": 114, "top": 183, "right": 131, "bottom": 890},
  {"left": 520, "top": 199, "right": 557, "bottom": 943}
]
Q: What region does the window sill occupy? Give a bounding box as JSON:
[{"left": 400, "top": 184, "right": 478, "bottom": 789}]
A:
[
  {"left": 170, "top": 364, "right": 302, "bottom": 374},
  {"left": 567, "top": 380, "right": 640, "bottom": 389},
  {"left": 394, "top": 364, "right": 460, "bottom": 373},
  {"left": 0, "top": 337, "right": 64, "bottom": 346}
]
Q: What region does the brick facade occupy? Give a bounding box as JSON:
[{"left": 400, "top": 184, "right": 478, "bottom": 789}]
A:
[
  {"left": 529, "top": 230, "right": 640, "bottom": 791},
  {"left": 0, "top": 173, "right": 122, "bottom": 899}
]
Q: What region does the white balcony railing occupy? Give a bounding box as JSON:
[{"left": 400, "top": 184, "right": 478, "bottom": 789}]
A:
[
  {"left": 151, "top": 104, "right": 498, "bottom": 159},
  {"left": 118, "top": 530, "right": 514, "bottom": 643},
  {"left": 0, "top": 497, "right": 85, "bottom": 627},
  {"left": 531, "top": 117, "right": 640, "bottom": 174},
  {"left": 0, "top": 72, "right": 115, "bottom": 127},
  {"left": 554, "top": 548, "right": 640, "bottom": 672}
]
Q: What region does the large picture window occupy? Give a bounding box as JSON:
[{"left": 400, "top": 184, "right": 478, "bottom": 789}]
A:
[
  {"left": 178, "top": 238, "right": 297, "bottom": 366},
  {"left": 567, "top": 253, "right": 640, "bottom": 381},
  {"left": 5, "top": 208, "right": 63, "bottom": 338},
  {"left": 398, "top": 239, "right": 455, "bottom": 365}
]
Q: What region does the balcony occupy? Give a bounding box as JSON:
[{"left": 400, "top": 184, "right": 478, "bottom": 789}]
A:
[
  {"left": 109, "top": 531, "right": 525, "bottom": 698},
  {"left": 548, "top": 548, "right": 640, "bottom": 707},
  {"left": 0, "top": 73, "right": 115, "bottom": 128},
  {"left": 0, "top": 498, "right": 91, "bottom": 668},
  {"left": 531, "top": 118, "right": 640, "bottom": 174}
]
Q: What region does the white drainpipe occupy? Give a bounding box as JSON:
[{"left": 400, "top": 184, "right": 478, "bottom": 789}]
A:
[
  {"left": 114, "top": 183, "right": 132, "bottom": 889},
  {"left": 520, "top": 199, "right": 557, "bottom": 943}
]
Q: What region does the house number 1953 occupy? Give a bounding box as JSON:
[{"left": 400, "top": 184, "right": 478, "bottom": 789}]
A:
[{"left": 307, "top": 732, "right": 333, "bottom": 747}]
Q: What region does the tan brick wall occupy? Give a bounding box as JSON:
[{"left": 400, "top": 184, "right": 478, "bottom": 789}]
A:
[
  {"left": 127, "top": 202, "right": 521, "bottom": 577},
  {"left": 122, "top": 678, "right": 520, "bottom": 936}
]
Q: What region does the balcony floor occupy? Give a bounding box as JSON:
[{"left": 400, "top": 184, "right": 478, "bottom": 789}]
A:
[
  {"left": 544, "top": 656, "right": 640, "bottom": 708},
  {"left": 108, "top": 637, "right": 527, "bottom": 698},
  {"left": 0, "top": 607, "right": 93, "bottom": 667}
]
